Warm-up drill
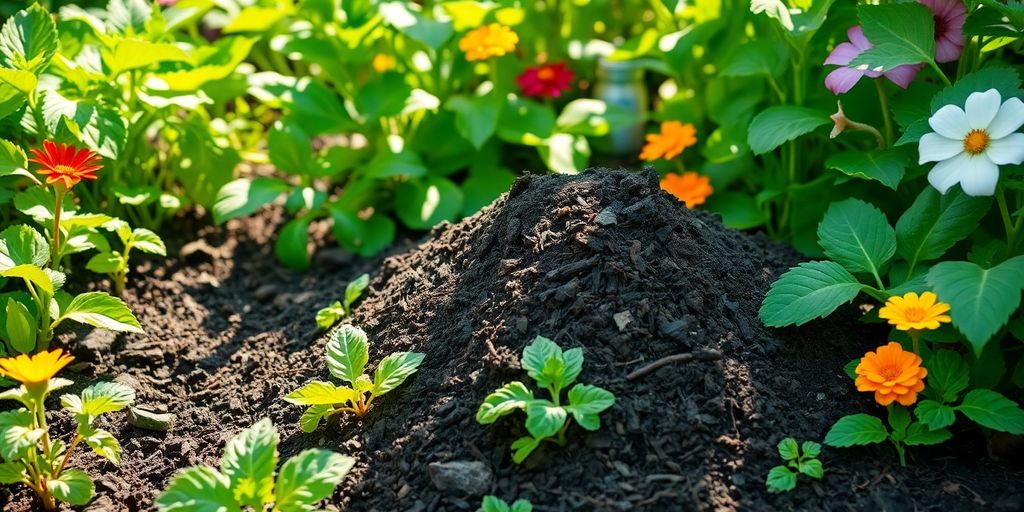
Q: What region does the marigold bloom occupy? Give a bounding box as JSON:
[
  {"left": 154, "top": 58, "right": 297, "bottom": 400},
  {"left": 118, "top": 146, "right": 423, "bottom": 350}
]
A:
[
  {"left": 855, "top": 342, "right": 927, "bottom": 406},
  {"left": 878, "top": 291, "right": 952, "bottom": 331},
  {"left": 28, "top": 140, "right": 102, "bottom": 189},
  {"left": 640, "top": 121, "right": 697, "bottom": 161},
  {"left": 0, "top": 349, "right": 74, "bottom": 387},
  {"left": 517, "top": 62, "right": 574, "bottom": 98},
  {"left": 459, "top": 24, "right": 518, "bottom": 61},
  {"left": 372, "top": 54, "right": 396, "bottom": 73},
  {"left": 660, "top": 172, "right": 713, "bottom": 208}
]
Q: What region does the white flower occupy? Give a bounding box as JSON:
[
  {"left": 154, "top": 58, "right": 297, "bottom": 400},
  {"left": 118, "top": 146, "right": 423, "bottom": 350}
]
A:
[{"left": 918, "top": 89, "right": 1024, "bottom": 196}]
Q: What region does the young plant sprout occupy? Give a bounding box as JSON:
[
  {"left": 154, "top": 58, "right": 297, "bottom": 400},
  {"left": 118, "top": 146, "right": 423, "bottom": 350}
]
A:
[
  {"left": 765, "top": 438, "right": 824, "bottom": 493},
  {"left": 86, "top": 219, "right": 167, "bottom": 295},
  {"left": 482, "top": 495, "right": 533, "bottom": 512},
  {"left": 156, "top": 418, "right": 354, "bottom": 511},
  {"left": 285, "top": 325, "right": 424, "bottom": 432},
  {"left": 476, "top": 336, "right": 615, "bottom": 463},
  {"left": 315, "top": 273, "right": 369, "bottom": 330},
  {"left": 0, "top": 349, "right": 134, "bottom": 510}
]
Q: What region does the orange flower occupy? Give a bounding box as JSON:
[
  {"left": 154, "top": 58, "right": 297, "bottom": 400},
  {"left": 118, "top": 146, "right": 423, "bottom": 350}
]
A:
[
  {"left": 28, "top": 140, "right": 102, "bottom": 189},
  {"left": 640, "top": 121, "right": 697, "bottom": 161},
  {"left": 0, "top": 349, "right": 74, "bottom": 388},
  {"left": 372, "top": 54, "right": 396, "bottom": 73},
  {"left": 660, "top": 172, "right": 713, "bottom": 208},
  {"left": 855, "top": 342, "right": 927, "bottom": 406},
  {"left": 459, "top": 24, "right": 518, "bottom": 61},
  {"left": 878, "top": 291, "right": 951, "bottom": 331}
]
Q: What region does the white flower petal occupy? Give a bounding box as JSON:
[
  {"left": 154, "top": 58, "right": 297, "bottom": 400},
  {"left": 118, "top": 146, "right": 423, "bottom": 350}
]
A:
[
  {"left": 959, "top": 156, "right": 1000, "bottom": 197},
  {"left": 918, "top": 133, "right": 964, "bottom": 164},
  {"left": 964, "top": 89, "right": 1001, "bottom": 130},
  {"left": 929, "top": 105, "right": 969, "bottom": 139},
  {"left": 927, "top": 152, "right": 969, "bottom": 194},
  {"left": 985, "top": 133, "right": 1024, "bottom": 165},
  {"left": 988, "top": 97, "right": 1024, "bottom": 139}
]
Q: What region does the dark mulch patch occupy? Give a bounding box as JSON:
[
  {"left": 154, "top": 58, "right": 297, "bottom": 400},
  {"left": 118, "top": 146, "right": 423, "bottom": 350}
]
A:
[{"left": 3, "top": 169, "right": 1022, "bottom": 511}]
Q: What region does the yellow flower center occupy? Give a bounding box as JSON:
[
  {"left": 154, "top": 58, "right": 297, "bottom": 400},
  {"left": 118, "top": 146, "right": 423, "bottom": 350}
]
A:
[
  {"left": 537, "top": 67, "right": 555, "bottom": 81},
  {"left": 879, "top": 365, "right": 901, "bottom": 381},
  {"left": 963, "top": 129, "right": 989, "bottom": 155},
  {"left": 901, "top": 307, "right": 927, "bottom": 323},
  {"left": 54, "top": 164, "right": 77, "bottom": 174}
]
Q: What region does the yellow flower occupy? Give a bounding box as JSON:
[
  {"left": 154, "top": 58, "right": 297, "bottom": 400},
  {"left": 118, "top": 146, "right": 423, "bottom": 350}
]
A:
[
  {"left": 0, "top": 349, "right": 74, "bottom": 388},
  {"left": 459, "top": 24, "right": 518, "bottom": 61},
  {"left": 878, "top": 291, "right": 951, "bottom": 331},
  {"left": 640, "top": 121, "right": 697, "bottom": 161},
  {"left": 660, "top": 172, "right": 713, "bottom": 208},
  {"left": 855, "top": 342, "right": 927, "bottom": 406},
  {"left": 372, "top": 54, "right": 396, "bottom": 73}
]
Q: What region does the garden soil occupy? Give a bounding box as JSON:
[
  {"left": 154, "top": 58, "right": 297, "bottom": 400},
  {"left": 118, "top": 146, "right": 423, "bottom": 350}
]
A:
[{"left": 3, "top": 169, "right": 1022, "bottom": 511}]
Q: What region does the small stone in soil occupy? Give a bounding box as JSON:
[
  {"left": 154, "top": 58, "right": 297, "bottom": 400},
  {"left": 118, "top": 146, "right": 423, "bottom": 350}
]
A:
[
  {"left": 127, "top": 407, "right": 176, "bottom": 432},
  {"left": 427, "top": 460, "right": 492, "bottom": 497}
]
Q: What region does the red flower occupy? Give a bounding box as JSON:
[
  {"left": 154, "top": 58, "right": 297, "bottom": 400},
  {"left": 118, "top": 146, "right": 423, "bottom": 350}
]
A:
[
  {"left": 28, "top": 141, "right": 102, "bottom": 189},
  {"left": 517, "top": 62, "right": 574, "bottom": 98}
]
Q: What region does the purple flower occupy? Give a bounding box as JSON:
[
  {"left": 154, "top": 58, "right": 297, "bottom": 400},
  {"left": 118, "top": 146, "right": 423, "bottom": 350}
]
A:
[
  {"left": 824, "top": 26, "right": 922, "bottom": 95},
  {"left": 919, "top": 0, "right": 966, "bottom": 63}
]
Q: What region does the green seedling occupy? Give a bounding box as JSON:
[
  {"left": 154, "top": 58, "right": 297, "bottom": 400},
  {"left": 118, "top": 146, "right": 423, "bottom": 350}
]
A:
[
  {"left": 156, "top": 418, "right": 354, "bottom": 512},
  {"left": 765, "top": 438, "right": 824, "bottom": 493},
  {"left": 476, "top": 336, "right": 615, "bottom": 463},
  {"left": 482, "top": 495, "right": 533, "bottom": 512},
  {"left": 86, "top": 219, "right": 167, "bottom": 295},
  {"left": 315, "top": 273, "right": 369, "bottom": 330},
  {"left": 285, "top": 325, "right": 424, "bottom": 431}
]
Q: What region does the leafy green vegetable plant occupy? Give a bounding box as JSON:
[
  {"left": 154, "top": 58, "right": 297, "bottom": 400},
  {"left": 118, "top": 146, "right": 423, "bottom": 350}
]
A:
[
  {"left": 86, "top": 219, "right": 167, "bottom": 295},
  {"left": 156, "top": 418, "right": 354, "bottom": 512},
  {"left": 315, "top": 274, "right": 369, "bottom": 330},
  {"left": 285, "top": 325, "right": 424, "bottom": 432},
  {"left": 482, "top": 495, "right": 533, "bottom": 512},
  {"left": 476, "top": 336, "right": 615, "bottom": 463},
  {"left": 825, "top": 404, "right": 949, "bottom": 468},
  {"left": 765, "top": 438, "right": 823, "bottom": 493}
]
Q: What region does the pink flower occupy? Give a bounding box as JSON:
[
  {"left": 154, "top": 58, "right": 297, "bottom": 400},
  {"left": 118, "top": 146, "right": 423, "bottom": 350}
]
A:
[
  {"left": 919, "top": 0, "right": 966, "bottom": 63},
  {"left": 824, "top": 26, "right": 922, "bottom": 94},
  {"left": 517, "top": 62, "right": 575, "bottom": 98}
]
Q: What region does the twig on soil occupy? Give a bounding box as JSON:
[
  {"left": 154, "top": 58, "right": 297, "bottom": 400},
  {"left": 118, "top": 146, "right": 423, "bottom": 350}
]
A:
[{"left": 626, "top": 349, "right": 722, "bottom": 381}]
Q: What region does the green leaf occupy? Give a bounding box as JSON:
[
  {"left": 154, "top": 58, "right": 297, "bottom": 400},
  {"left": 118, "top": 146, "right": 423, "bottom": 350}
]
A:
[
  {"left": 521, "top": 336, "right": 564, "bottom": 389},
  {"left": 750, "top": 0, "right": 835, "bottom": 36},
  {"left": 344, "top": 274, "right": 370, "bottom": 309},
  {"left": 926, "top": 257, "right": 1024, "bottom": 354},
  {"left": 476, "top": 381, "right": 534, "bottom": 424},
  {"left": 325, "top": 325, "right": 369, "bottom": 385},
  {"left": 379, "top": 2, "right": 454, "bottom": 49},
  {"left": 284, "top": 381, "right": 359, "bottom": 406},
  {"left": 5, "top": 297, "right": 35, "bottom": 353},
  {"left": 896, "top": 187, "right": 991, "bottom": 269},
  {"left": 446, "top": 94, "right": 501, "bottom": 150},
  {"left": 362, "top": 149, "right": 429, "bottom": 179},
  {"left": 0, "top": 225, "right": 49, "bottom": 269},
  {"left": 62, "top": 381, "right": 135, "bottom": 419},
  {"left": 720, "top": 41, "right": 787, "bottom": 77},
  {"left": 356, "top": 72, "right": 412, "bottom": 120},
  {"left": 747, "top": 106, "right": 829, "bottom": 155},
  {"left": 777, "top": 438, "right": 799, "bottom": 461},
  {"left": 0, "top": 138, "right": 27, "bottom": 177},
  {"left": 817, "top": 199, "right": 896, "bottom": 277},
  {"left": 48, "top": 468, "right": 94, "bottom": 506},
  {"left": 765, "top": 466, "right": 797, "bottom": 493},
  {"left": 213, "top": 178, "right": 288, "bottom": 225},
  {"left": 559, "top": 348, "right": 584, "bottom": 389},
  {"left": 824, "top": 414, "right": 888, "bottom": 447},
  {"left": 41, "top": 91, "right": 127, "bottom": 159},
  {"left": 299, "top": 404, "right": 333, "bottom": 433},
  {"left": 0, "top": 461, "right": 27, "bottom": 484},
  {"left": 524, "top": 401, "right": 568, "bottom": 439},
  {"left": 0, "top": 4, "right": 58, "bottom": 73},
  {"left": 798, "top": 459, "right": 824, "bottom": 479},
  {"left": 888, "top": 404, "right": 911, "bottom": 440},
  {"left": 956, "top": 389, "right": 1024, "bottom": 434},
  {"left": 556, "top": 99, "right": 638, "bottom": 137},
  {"left": 0, "top": 68, "right": 38, "bottom": 96},
  {"left": 510, "top": 499, "right": 533, "bottom": 512},
  {"left": 273, "top": 449, "right": 354, "bottom": 511},
  {"left": 850, "top": 3, "right": 936, "bottom": 71},
  {"left": 268, "top": 120, "right": 314, "bottom": 175},
  {"left": 221, "top": 418, "right": 279, "bottom": 509},
  {"left": 801, "top": 441, "right": 822, "bottom": 459},
  {"left": 565, "top": 384, "right": 614, "bottom": 431},
  {"left": 759, "top": 261, "right": 863, "bottom": 327},
  {"left": 87, "top": 253, "right": 123, "bottom": 274},
  {"left": 59, "top": 292, "right": 143, "bottom": 333},
  {"left": 275, "top": 217, "right": 310, "bottom": 271},
  {"left": 497, "top": 98, "right": 555, "bottom": 144},
  {"left": 510, "top": 436, "right": 542, "bottom": 464},
  {"left": 0, "top": 409, "right": 42, "bottom": 460},
  {"left": 825, "top": 150, "right": 907, "bottom": 191},
  {"left": 156, "top": 466, "right": 239, "bottom": 512},
  {"left": 131, "top": 228, "right": 167, "bottom": 256},
  {"left": 903, "top": 423, "right": 952, "bottom": 446},
  {"left": 315, "top": 302, "right": 344, "bottom": 330},
  {"left": 539, "top": 133, "right": 590, "bottom": 173},
  {"left": 482, "top": 496, "right": 512, "bottom": 512},
  {"left": 372, "top": 352, "right": 424, "bottom": 396},
  {"left": 924, "top": 350, "right": 969, "bottom": 403},
  {"left": 223, "top": 6, "right": 289, "bottom": 33},
  {"left": 329, "top": 209, "right": 396, "bottom": 257},
  {"left": 104, "top": 39, "right": 190, "bottom": 76},
  {"left": 843, "top": 358, "right": 860, "bottom": 379},
  {"left": 914, "top": 400, "right": 957, "bottom": 430},
  {"left": 394, "top": 177, "right": 464, "bottom": 230},
  {"left": 3, "top": 264, "right": 53, "bottom": 295},
  {"left": 80, "top": 424, "right": 122, "bottom": 464}
]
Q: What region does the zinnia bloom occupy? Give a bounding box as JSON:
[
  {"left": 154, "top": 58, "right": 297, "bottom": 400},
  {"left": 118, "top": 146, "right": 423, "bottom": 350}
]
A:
[
  {"left": 878, "top": 291, "right": 952, "bottom": 331},
  {"left": 459, "top": 24, "right": 518, "bottom": 61},
  {"left": 824, "top": 26, "right": 921, "bottom": 94},
  {"left": 919, "top": 89, "right": 1024, "bottom": 196},
  {"left": 640, "top": 121, "right": 697, "bottom": 161},
  {"left": 372, "top": 54, "right": 396, "bottom": 73},
  {"left": 0, "top": 349, "right": 74, "bottom": 387},
  {"left": 660, "top": 172, "right": 713, "bottom": 208},
  {"left": 855, "top": 342, "right": 927, "bottom": 406},
  {"left": 28, "top": 140, "right": 102, "bottom": 189},
  {"left": 919, "top": 0, "right": 966, "bottom": 63},
  {"left": 517, "top": 62, "right": 574, "bottom": 98}
]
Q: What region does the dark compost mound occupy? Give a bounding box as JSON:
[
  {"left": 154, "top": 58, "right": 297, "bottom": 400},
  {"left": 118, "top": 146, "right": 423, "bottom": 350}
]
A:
[{"left": 3, "top": 169, "right": 1021, "bottom": 511}]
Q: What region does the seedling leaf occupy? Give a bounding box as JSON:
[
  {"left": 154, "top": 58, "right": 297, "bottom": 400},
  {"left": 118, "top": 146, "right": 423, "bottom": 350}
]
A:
[
  {"left": 565, "top": 384, "right": 615, "bottom": 431},
  {"left": 372, "top": 351, "right": 424, "bottom": 396},
  {"left": 221, "top": 419, "right": 279, "bottom": 508},
  {"left": 156, "top": 466, "right": 238, "bottom": 512},
  {"left": 273, "top": 449, "right": 355, "bottom": 511},
  {"left": 477, "top": 382, "right": 534, "bottom": 424},
  {"left": 325, "top": 325, "right": 369, "bottom": 384},
  {"left": 284, "top": 381, "right": 359, "bottom": 406}
]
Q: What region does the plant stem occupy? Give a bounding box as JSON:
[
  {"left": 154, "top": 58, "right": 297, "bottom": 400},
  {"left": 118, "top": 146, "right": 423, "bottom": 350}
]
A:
[
  {"left": 55, "top": 435, "right": 82, "bottom": 478},
  {"left": 910, "top": 330, "right": 921, "bottom": 356},
  {"left": 875, "top": 80, "right": 894, "bottom": 146},
  {"left": 928, "top": 60, "right": 953, "bottom": 87},
  {"left": 51, "top": 187, "right": 66, "bottom": 269}
]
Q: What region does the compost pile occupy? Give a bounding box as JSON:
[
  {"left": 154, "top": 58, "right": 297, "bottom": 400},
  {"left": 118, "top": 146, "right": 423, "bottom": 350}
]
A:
[{"left": 5, "top": 170, "right": 1021, "bottom": 512}]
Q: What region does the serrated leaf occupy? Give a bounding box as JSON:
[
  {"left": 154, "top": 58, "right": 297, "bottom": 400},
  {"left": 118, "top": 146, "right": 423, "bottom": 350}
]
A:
[
  {"left": 524, "top": 401, "right": 567, "bottom": 439},
  {"left": 131, "top": 229, "right": 166, "bottom": 256},
  {"left": 521, "top": 336, "right": 563, "bottom": 388},
  {"left": 273, "top": 449, "right": 354, "bottom": 511},
  {"left": 221, "top": 418, "right": 279, "bottom": 509},
  {"left": 477, "top": 381, "right": 534, "bottom": 424},
  {"left": 760, "top": 261, "right": 864, "bottom": 327},
  {"left": 798, "top": 458, "right": 824, "bottom": 479},
  {"left": 817, "top": 199, "right": 896, "bottom": 276},
  {"left": 80, "top": 424, "right": 122, "bottom": 464},
  {"left": 850, "top": 3, "right": 936, "bottom": 71},
  {"left": 825, "top": 150, "right": 907, "bottom": 191},
  {"left": 372, "top": 352, "right": 424, "bottom": 396},
  {"left": 765, "top": 465, "right": 796, "bottom": 493},
  {"left": 903, "top": 423, "right": 952, "bottom": 446},
  {"left": 2, "top": 264, "right": 53, "bottom": 295},
  {"left": 0, "top": 4, "right": 58, "bottom": 74},
  {"left": 0, "top": 225, "right": 49, "bottom": 269},
  {"left": 747, "top": 106, "right": 829, "bottom": 155},
  {"left": 0, "top": 461, "right": 26, "bottom": 484},
  {"left": 156, "top": 466, "right": 239, "bottom": 512},
  {"left": 0, "top": 409, "right": 40, "bottom": 460},
  {"left": 824, "top": 414, "right": 888, "bottom": 447},
  {"left": 914, "top": 400, "right": 957, "bottom": 430},
  {"left": 284, "top": 381, "right": 359, "bottom": 406},
  {"left": 510, "top": 436, "right": 542, "bottom": 464},
  {"left": 59, "top": 291, "right": 143, "bottom": 333},
  {"left": 315, "top": 302, "right": 344, "bottom": 330},
  {"left": 344, "top": 274, "right": 369, "bottom": 309},
  {"left": 565, "top": 384, "right": 614, "bottom": 431},
  {"left": 325, "top": 325, "right": 369, "bottom": 385},
  {"left": 801, "top": 441, "right": 821, "bottom": 459},
  {"left": 924, "top": 350, "right": 969, "bottom": 402},
  {"left": 956, "top": 389, "right": 1024, "bottom": 434},
  {"left": 48, "top": 468, "right": 94, "bottom": 506},
  {"left": 927, "top": 257, "right": 1024, "bottom": 354},
  {"left": 777, "top": 438, "right": 799, "bottom": 460},
  {"left": 63, "top": 381, "right": 135, "bottom": 419},
  {"left": 896, "top": 187, "right": 991, "bottom": 268},
  {"left": 104, "top": 39, "right": 189, "bottom": 75},
  {"left": 299, "top": 404, "right": 333, "bottom": 433}
]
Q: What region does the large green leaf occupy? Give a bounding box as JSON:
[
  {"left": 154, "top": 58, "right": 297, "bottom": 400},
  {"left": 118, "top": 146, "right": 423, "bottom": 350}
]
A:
[
  {"left": 825, "top": 149, "right": 907, "bottom": 191},
  {"left": 355, "top": 72, "right": 412, "bottom": 120},
  {"left": 0, "top": 4, "right": 58, "bottom": 73},
  {"left": 5, "top": 298, "right": 34, "bottom": 353},
  {"left": 221, "top": 419, "right": 279, "bottom": 509},
  {"left": 2, "top": 264, "right": 54, "bottom": 295},
  {"left": 914, "top": 400, "right": 956, "bottom": 430},
  {"left": 156, "top": 466, "right": 240, "bottom": 512},
  {"left": 896, "top": 187, "right": 991, "bottom": 269},
  {"left": 565, "top": 384, "right": 615, "bottom": 431},
  {"left": 372, "top": 351, "right": 424, "bottom": 396},
  {"left": 524, "top": 401, "right": 568, "bottom": 439},
  {"left": 48, "top": 468, "right": 94, "bottom": 506},
  {"left": 824, "top": 414, "right": 888, "bottom": 447},
  {"left": 104, "top": 39, "right": 190, "bottom": 76},
  {"left": 273, "top": 449, "right": 354, "bottom": 511},
  {"left": 927, "top": 257, "right": 1024, "bottom": 354},
  {"left": 956, "top": 389, "right": 1024, "bottom": 434},
  {"left": 61, "top": 381, "right": 135, "bottom": 419},
  {"left": 0, "top": 409, "right": 41, "bottom": 460},
  {"left": 521, "top": 336, "right": 563, "bottom": 389},
  {"left": 446, "top": 93, "right": 501, "bottom": 150},
  {"left": 394, "top": 177, "right": 463, "bottom": 230},
  {"left": 476, "top": 381, "right": 534, "bottom": 424},
  {"left": 58, "top": 292, "right": 143, "bottom": 333},
  {"left": 539, "top": 133, "right": 590, "bottom": 173},
  {"left": 747, "top": 106, "right": 829, "bottom": 154},
  {"left": 268, "top": 120, "right": 314, "bottom": 175},
  {"left": 923, "top": 350, "right": 969, "bottom": 403},
  {"left": 213, "top": 178, "right": 288, "bottom": 225},
  {"left": 284, "top": 381, "right": 359, "bottom": 406},
  {"left": 850, "top": 3, "right": 936, "bottom": 71},
  {"left": 274, "top": 217, "right": 310, "bottom": 271},
  {"left": 79, "top": 424, "right": 122, "bottom": 464},
  {"left": 0, "top": 225, "right": 49, "bottom": 269},
  {"left": 42, "top": 91, "right": 127, "bottom": 159},
  {"left": 326, "top": 325, "right": 369, "bottom": 384},
  {"left": 759, "top": 261, "right": 864, "bottom": 327},
  {"left": 817, "top": 199, "right": 896, "bottom": 277}
]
